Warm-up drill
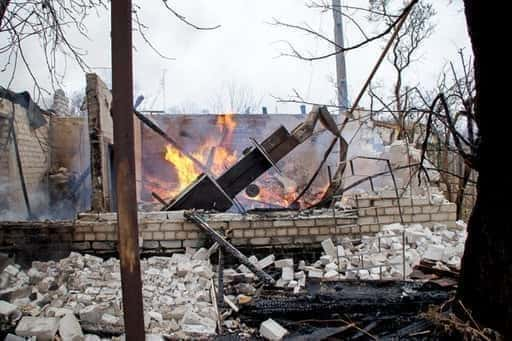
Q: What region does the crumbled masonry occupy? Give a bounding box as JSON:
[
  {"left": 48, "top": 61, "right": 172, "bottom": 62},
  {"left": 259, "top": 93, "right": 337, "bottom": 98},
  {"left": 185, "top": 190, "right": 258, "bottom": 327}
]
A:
[{"left": 0, "top": 251, "right": 217, "bottom": 339}]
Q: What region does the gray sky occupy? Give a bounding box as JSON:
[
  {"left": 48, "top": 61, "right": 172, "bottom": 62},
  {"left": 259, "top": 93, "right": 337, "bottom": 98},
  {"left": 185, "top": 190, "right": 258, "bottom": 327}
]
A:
[{"left": 1, "top": 0, "right": 470, "bottom": 113}]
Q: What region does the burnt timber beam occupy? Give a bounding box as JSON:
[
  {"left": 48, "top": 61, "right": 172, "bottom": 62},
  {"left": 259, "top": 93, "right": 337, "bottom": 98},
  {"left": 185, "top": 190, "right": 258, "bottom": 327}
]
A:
[{"left": 164, "top": 126, "right": 299, "bottom": 211}]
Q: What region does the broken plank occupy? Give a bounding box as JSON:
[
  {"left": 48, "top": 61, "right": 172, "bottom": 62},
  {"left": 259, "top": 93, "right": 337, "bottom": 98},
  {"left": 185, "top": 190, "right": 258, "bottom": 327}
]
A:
[{"left": 184, "top": 211, "right": 275, "bottom": 285}]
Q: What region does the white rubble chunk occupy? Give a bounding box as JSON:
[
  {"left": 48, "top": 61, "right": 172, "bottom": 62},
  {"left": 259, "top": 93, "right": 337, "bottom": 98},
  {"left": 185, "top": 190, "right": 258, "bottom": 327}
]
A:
[
  {"left": 15, "top": 317, "right": 59, "bottom": 341},
  {"left": 274, "top": 259, "right": 293, "bottom": 268},
  {"left": 59, "top": 313, "right": 84, "bottom": 341},
  {"left": 148, "top": 311, "right": 163, "bottom": 323},
  {"left": 337, "top": 245, "right": 345, "bottom": 257},
  {"left": 358, "top": 269, "right": 370, "bottom": 279},
  {"left": 294, "top": 271, "right": 305, "bottom": 279},
  {"left": 192, "top": 248, "right": 209, "bottom": 260},
  {"left": 101, "top": 313, "right": 120, "bottom": 325},
  {"left": 223, "top": 296, "right": 239, "bottom": 312},
  {"left": 237, "top": 264, "right": 252, "bottom": 274},
  {"left": 0, "top": 300, "right": 20, "bottom": 320},
  {"left": 323, "top": 270, "right": 338, "bottom": 280},
  {"left": 308, "top": 269, "right": 323, "bottom": 279},
  {"left": 181, "top": 310, "right": 216, "bottom": 335},
  {"left": 182, "top": 323, "right": 216, "bottom": 335},
  {"left": 423, "top": 245, "right": 444, "bottom": 261},
  {"left": 258, "top": 255, "right": 275, "bottom": 269},
  {"left": 84, "top": 335, "right": 101, "bottom": 341},
  {"left": 5, "top": 334, "right": 34, "bottom": 341},
  {"left": 192, "top": 265, "right": 212, "bottom": 278},
  {"left": 405, "top": 230, "right": 427, "bottom": 244},
  {"left": 281, "top": 267, "right": 294, "bottom": 282},
  {"left": 3, "top": 265, "right": 19, "bottom": 277},
  {"left": 320, "top": 255, "right": 332, "bottom": 265},
  {"left": 275, "top": 278, "right": 289, "bottom": 288},
  {"left": 260, "top": 318, "right": 288, "bottom": 340},
  {"left": 321, "top": 239, "right": 337, "bottom": 259},
  {"left": 455, "top": 220, "right": 466, "bottom": 230},
  {"left": 325, "top": 263, "right": 338, "bottom": 272},
  {"left": 287, "top": 280, "right": 298, "bottom": 288},
  {"left": 177, "top": 262, "right": 193, "bottom": 276},
  {"left": 79, "top": 305, "right": 105, "bottom": 324},
  {"left": 298, "top": 260, "right": 306, "bottom": 270},
  {"left": 248, "top": 255, "right": 259, "bottom": 265}
]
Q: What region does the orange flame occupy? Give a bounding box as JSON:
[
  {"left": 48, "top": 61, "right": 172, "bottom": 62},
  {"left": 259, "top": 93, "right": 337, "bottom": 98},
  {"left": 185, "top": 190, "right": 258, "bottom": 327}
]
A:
[{"left": 146, "top": 113, "right": 330, "bottom": 208}]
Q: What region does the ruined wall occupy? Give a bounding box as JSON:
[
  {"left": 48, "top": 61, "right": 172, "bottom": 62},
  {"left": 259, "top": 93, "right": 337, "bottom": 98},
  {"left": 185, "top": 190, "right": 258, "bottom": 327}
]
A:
[
  {"left": 0, "top": 111, "right": 10, "bottom": 209},
  {"left": 86, "top": 73, "right": 142, "bottom": 211},
  {"left": 49, "top": 116, "right": 92, "bottom": 213},
  {"left": 0, "top": 98, "right": 49, "bottom": 217},
  {"left": 86, "top": 73, "right": 113, "bottom": 212},
  {"left": 69, "top": 194, "right": 456, "bottom": 254},
  {"left": 0, "top": 190, "right": 457, "bottom": 258}
]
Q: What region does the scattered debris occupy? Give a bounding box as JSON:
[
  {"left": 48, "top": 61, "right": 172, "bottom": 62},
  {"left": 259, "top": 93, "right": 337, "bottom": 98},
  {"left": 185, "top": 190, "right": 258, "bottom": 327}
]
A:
[
  {"left": 259, "top": 318, "right": 289, "bottom": 340},
  {"left": 0, "top": 252, "right": 217, "bottom": 339}
]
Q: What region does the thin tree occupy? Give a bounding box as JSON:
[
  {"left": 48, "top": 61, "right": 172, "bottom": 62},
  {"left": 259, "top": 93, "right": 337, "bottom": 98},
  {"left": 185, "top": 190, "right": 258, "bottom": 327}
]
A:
[{"left": 0, "top": 1, "right": 219, "bottom": 102}]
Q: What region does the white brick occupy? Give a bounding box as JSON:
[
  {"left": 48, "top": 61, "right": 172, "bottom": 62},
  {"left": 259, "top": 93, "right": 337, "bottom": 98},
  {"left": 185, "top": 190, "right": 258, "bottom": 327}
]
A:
[{"left": 260, "top": 319, "right": 288, "bottom": 340}]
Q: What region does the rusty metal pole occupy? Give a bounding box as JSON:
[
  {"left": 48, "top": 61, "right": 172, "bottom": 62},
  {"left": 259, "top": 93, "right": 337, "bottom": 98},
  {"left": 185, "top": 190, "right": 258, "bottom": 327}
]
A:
[{"left": 111, "top": 0, "right": 145, "bottom": 339}]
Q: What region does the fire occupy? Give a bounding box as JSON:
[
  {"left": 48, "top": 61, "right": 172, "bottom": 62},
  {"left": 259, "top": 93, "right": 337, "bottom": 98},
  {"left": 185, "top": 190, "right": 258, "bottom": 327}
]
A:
[
  {"left": 146, "top": 113, "right": 330, "bottom": 209},
  {"left": 163, "top": 145, "right": 202, "bottom": 195},
  {"left": 155, "top": 114, "right": 239, "bottom": 201}
]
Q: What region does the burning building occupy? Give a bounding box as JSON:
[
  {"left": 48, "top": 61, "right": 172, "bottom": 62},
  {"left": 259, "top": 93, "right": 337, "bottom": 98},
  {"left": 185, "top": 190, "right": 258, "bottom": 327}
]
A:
[{"left": 0, "top": 74, "right": 470, "bottom": 339}]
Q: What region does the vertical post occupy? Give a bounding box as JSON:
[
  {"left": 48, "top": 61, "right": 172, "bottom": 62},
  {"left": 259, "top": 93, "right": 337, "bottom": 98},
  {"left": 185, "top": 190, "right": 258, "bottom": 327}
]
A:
[
  {"left": 110, "top": 1, "right": 145, "bottom": 339},
  {"left": 11, "top": 120, "right": 32, "bottom": 219},
  {"left": 332, "top": 0, "right": 349, "bottom": 113}
]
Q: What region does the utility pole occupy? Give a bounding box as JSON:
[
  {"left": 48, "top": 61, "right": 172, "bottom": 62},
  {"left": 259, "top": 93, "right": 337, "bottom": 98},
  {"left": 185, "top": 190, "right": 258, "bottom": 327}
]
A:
[
  {"left": 111, "top": 0, "right": 145, "bottom": 339},
  {"left": 332, "top": 0, "right": 349, "bottom": 114}
]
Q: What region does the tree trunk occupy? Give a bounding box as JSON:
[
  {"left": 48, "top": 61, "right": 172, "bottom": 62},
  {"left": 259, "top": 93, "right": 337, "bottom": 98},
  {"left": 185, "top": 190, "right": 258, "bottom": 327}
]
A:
[{"left": 457, "top": 0, "right": 511, "bottom": 337}]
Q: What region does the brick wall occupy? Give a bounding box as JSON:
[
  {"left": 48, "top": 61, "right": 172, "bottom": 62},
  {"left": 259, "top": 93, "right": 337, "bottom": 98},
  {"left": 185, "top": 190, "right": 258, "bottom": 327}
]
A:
[
  {"left": 71, "top": 210, "right": 359, "bottom": 253},
  {"left": 70, "top": 194, "right": 455, "bottom": 253},
  {"left": 0, "top": 192, "right": 458, "bottom": 258},
  {"left": 0, "top": 99, "right": 49, "bottom": 215},
  {"left": 85, "top": 73, "right": 142, "bottom": 211},
  {"left": 354, "top": 193, "right": 458, "bottom": 231},
  {"left": 86, "top": 73, "right": 113, "bottom": 212}
]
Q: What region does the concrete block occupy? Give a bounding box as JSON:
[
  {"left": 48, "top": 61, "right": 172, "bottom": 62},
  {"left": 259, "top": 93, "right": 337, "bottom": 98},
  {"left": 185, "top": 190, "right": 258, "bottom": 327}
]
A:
[
  {"left": 260, "top": 318, "right": 288, "bottom": 340},
  {"left": 59, "top": 313, "right": 84, "bottom": 341},
  {"left": 0, "top": 300, "right": 20, "bottom": 321},
  {"left": 15, "top": 317, "right": 59, "bottom": 341},
  {"left": 321, "top": 238, "right": 337, "bottom": 259},
  {"left": 424, "top": 245, "right": 444, "bottom": 261},
  {"left": 320, "top": 255, "right": 332, "bottom": 265},
  {"left": 258, "top": 255, "right": 275, "bottom": 269},
  {"left": 274, "top": 258, "right": 293, "bottom": 268},
  {"left": 323, "top": 270, "right": 338, "bottom": 280},
  {"left": 308, "top": 268, "right": 323, "bottom": 279},
  {"left": 281, "top": 267, "right": 294, "bottom": 282}
]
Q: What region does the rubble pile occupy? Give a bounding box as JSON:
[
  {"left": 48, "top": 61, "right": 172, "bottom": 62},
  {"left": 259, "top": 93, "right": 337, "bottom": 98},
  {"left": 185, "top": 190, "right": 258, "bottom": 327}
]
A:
[
  {"left": 299, "top": 221, "right": 467, "bottom": 281},
  {"left": 222, "top": 222, "right": 466, "bottom": 300},
  {"left": 0, "top": 250, "right": 217, "bottom": 339},
  {"left": 296, "top": 222, "right": 466, "bottom": 282}
]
